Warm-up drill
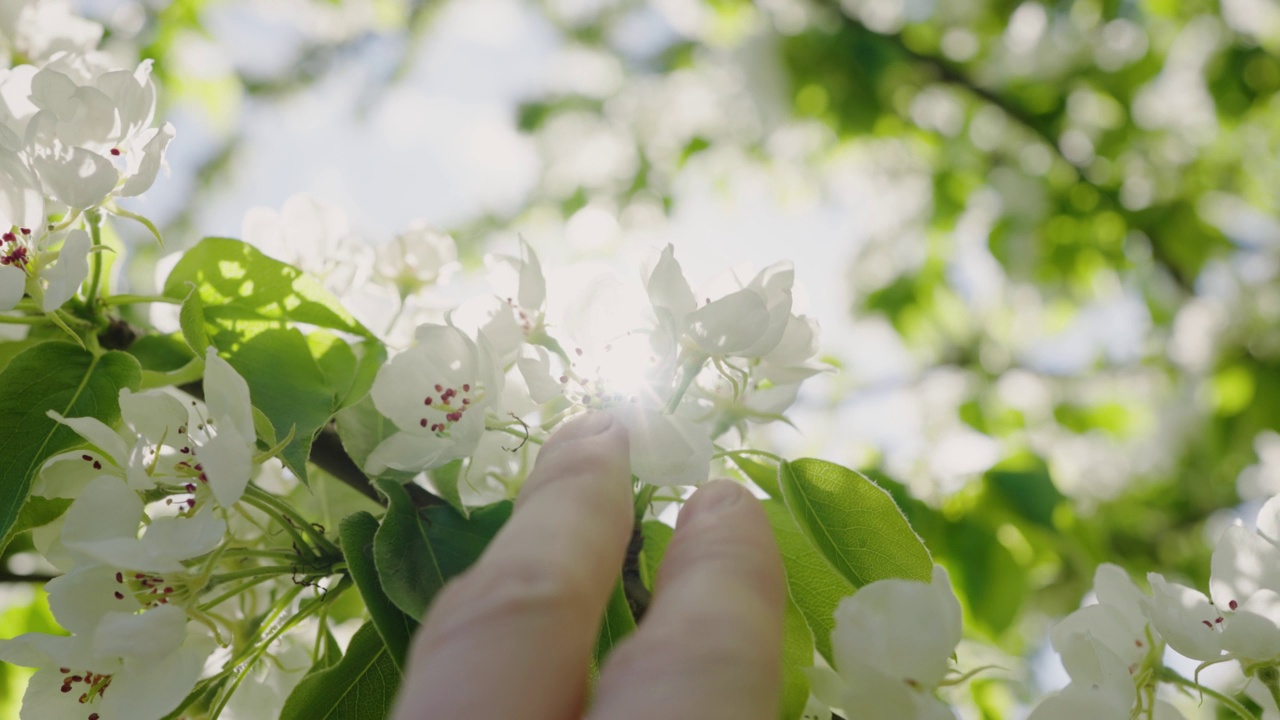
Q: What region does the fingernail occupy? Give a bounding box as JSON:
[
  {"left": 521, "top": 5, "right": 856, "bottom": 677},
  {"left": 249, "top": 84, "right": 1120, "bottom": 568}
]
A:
[{"left": 680, "top": 480, "right": 743, "bottom": 526}]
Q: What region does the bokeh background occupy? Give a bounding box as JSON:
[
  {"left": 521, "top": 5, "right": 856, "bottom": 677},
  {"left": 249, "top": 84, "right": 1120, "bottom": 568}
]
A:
[{"left": 4, "top": 0, "right": 1280, "bottom": 716}]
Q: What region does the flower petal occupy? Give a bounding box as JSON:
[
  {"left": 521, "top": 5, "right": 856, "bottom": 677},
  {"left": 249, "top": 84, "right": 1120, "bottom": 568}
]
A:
[
  {"left": 203, "top": 348, "right": 255, "bottom": 443},
  {"left": 47, "top": 409, "right": 129, "bottom": 464},
  {"left": 39, "top": 228, "right": 90, "bottom": 312}
]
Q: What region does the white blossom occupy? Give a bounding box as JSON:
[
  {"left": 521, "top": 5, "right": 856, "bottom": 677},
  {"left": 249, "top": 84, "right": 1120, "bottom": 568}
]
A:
[
  {"left": 806, "top": 565, "right": 962, "bottom": 720},
  {"left": 366, "top": 323, "right": 504, "bottom": 474}
]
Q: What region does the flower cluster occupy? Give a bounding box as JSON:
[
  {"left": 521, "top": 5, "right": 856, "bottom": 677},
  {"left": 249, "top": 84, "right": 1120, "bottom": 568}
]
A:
[
  {"left": 0, "top": 351, "right": 270, "bottom": 720},
  {"left": 0, "top": 0, "right": 173, "bottom": 313},
  {"left": 360, "top": 239, "right": 826, "bottom": 489},
  {"left": 1020, "top": 497, "right": 1280, "bottom": 719}
]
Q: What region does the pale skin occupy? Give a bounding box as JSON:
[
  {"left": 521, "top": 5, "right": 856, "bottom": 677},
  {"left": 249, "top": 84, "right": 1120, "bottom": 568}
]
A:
[{"left": 390, "top": 411, "right": 787, "bottom": 720}]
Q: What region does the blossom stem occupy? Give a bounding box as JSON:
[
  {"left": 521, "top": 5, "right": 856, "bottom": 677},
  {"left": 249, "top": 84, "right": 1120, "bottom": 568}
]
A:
[
  {"left": 107, "top": 205, "right": 164, "bottom": 246},
  {"left": 0, "top": 314, "right": 51, "bottom": 325},
  {"left": 664, "top": 355, "right": 707, "bottom": 414},
  {"left": 1158, "top": 667, "right": 1258, "bottom": 720},
  {"left": 83, "top": 209, "right": 104, "bottom": 314},
  {"left": 209, "top": 577, "right": 351, "bottom": 719},
  {"left": 100, "top": 293, "right": 182, "bottom": 306},
  {"left": 240, "top": 494, "right": 315, "bottom": 559},
  {"left": 198, "top": 575, "right": 278, "bottom": 611},
  {"left": 244, "top": 486, "right": 342, "bottom": 556},
  {"left": 206, "top": 565, "right": 306, "bottom": 587},
  {"left": 713, "top": 447, "right": 784, "bottom": 464}
]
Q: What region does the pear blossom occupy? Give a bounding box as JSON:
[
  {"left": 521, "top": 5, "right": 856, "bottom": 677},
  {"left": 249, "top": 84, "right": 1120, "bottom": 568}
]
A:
[
  {"left": 36, "top": 349, "right": 258, "bottom": 508},
  {"left": 58, "top": 476, "right": 225, "bottom": 575},
  {"left": 0, "top": 226, "right": 90, "bottom": 311},
  {"left": 0, "top": 604, "right": 213, "bottom": 720},
  {"left": 611, "top": 405, "right": 713, "bottom": 486},
  {"left": 0, "top": 0, "right": 103, "bottom": 65},
  {"left": 242, "top": 193, "right": 371, "bottom": 297},
  {"left": 806, "top": 565, "right": 962, "bottom": 720},
  {"left": 366, "top": 323, "right": 503, "bottom": 474},
  {"left": 647, "top": 244, "right": 795, "bottom": 360},
  {"left": 375, "top": 222, "right": 457, "bottom": 297},
  {"left": 17, "top": 56, "right": 175, "bottom": 207},
  {"left": 478, "top": 238, "right": 547, "bottom": 361}
]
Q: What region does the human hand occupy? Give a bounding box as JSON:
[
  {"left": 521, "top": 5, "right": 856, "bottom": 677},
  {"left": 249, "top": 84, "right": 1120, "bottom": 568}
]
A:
[{"left": 390, "top": 411, "right": 786, "bottom": 720}]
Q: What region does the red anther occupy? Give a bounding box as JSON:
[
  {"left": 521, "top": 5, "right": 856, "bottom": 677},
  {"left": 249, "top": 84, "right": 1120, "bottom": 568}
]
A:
[
  {"left": 559, "top": 375, "right": 568, "bottom": 383},
  {"left": 110, "top": 148, "right": 121, "bottom": 156},
  {"left": 1, "top": 232, "right": 14, "bottom": 243},
  {"left": 185, "top": 498, "right": 195, "bottom": 508},
  {"left": 60, "top": 668, "right": 70, "bottom": 674},
  {"left": 93, "top": 461, "right": 101, "bottom": 470},
  {"left": 462, "top": 399, "right": 470, "bottom": 405},
  {"left": 424, "top": 397, "right": 432, "bottom": 405},
  {"left": 1230, "top": 600, "right": 1239, "bottom": 610},
  {"left": 180, "top": 447, "right": 189, "bottom": 454},
  {"left": 81, "top": 454, "right": 93, "bottom": 461},
  {"left": 113, "top": 591, "right": 124, "bottom": 600},
  {"left": 1202, "top": 620, "right": 1213, "bottom": 628},
  {"left": 135, "top": 573, "right": 144, "bottom": 578},
  {"left": 434, "top": 384, "right": 443, "bottom": 392},
  {"left": 1135, "top": 639, "right": 1143, "bottom": 647},
  {"left": 1216, "top": 617, "right": 1224, "bottom": 623},
  {"left": 115, "top": 572, "right": 122, "bottom": 583},
  {"left": 19, "top": 227, "right": 29, "bottom": 235},
  {"left": 164, "top": 587, "right": 173, "bottom": 593},
  {"left": 575, "top": 348, "right": 584, "bottom": 356},
  {"left": 420, "top": 418, "right": 428, "bottom": 427},
  {"left": 462, "top": 383, "right": 471, "bottom": 391},
  {"left": 91, "top": 714, "right": 100, "bottom": 720},
  {"left": 60, "top": 685, "right": 71, "bottom": 693}
]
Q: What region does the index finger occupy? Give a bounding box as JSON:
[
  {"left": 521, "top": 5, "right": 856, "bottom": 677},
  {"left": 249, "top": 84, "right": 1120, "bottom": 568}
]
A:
[
  {"left": 391, "top": 412, "right": 633, "bottom": 720},
  {"left": 590, "top": 480, "right": 786, "bottom": 720}
]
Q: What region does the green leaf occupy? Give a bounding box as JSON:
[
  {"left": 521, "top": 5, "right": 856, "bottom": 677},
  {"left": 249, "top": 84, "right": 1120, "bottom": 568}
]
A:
[
  {"left": 163, "top": 237, "right": 371, "bottom": 337},
  {"left": 0, "top": 339, "right": 59, "bottom": 375},
  {"left": 373, "top": 479, "right": 513, "bottom": 619},
  {"left": 10, "top": 496, "right": 73, "bottom": 535},
  {"left": 731, "top": 454, "right": 783, "bottom": 499},
  {"left": 427, "top": 459, "right": 467, "bottom": 518},
  {"left": 638, "top": 520, "right": 674, "bottom": 592},
  {"left": 178, "top": 283, "right": 210, "bottom": 354},
  {"left": 762, "top": 499, "right": 851, "bottom": 662},
  {"left": 334, "top": 396, "right": 415, "bottom": 484},
  {"left": 126, "top": 334, "right": 196, "bottom": 373},
  {"left": 220, "top": 328, "right": 334, "bottom": 480},
  {"left": 591, "top": 579, "right": 637, "bottom": 676},
  {"left": 310, "top": 330, "right": 356, "bottom": 403},
  {"left": 0, "top": 344, "right": 141, "bottom": 550},
  {"left": 780, "top": 595, "right": 814, "bottom": 720},
  {"left": 779, "top": 458, "right": 932, "bottom": 588},
  {"left": 279, "top": 622, "right": 400, "bottom": 720},
  {"left": 308, "top": 332, "right": 387, "bottom": 411},
  {"left": 140, "top": 357, "right": 204, "bottom": 391},
  {"left": 339, "top": 511, "right": 418, "bottom": 669}
]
